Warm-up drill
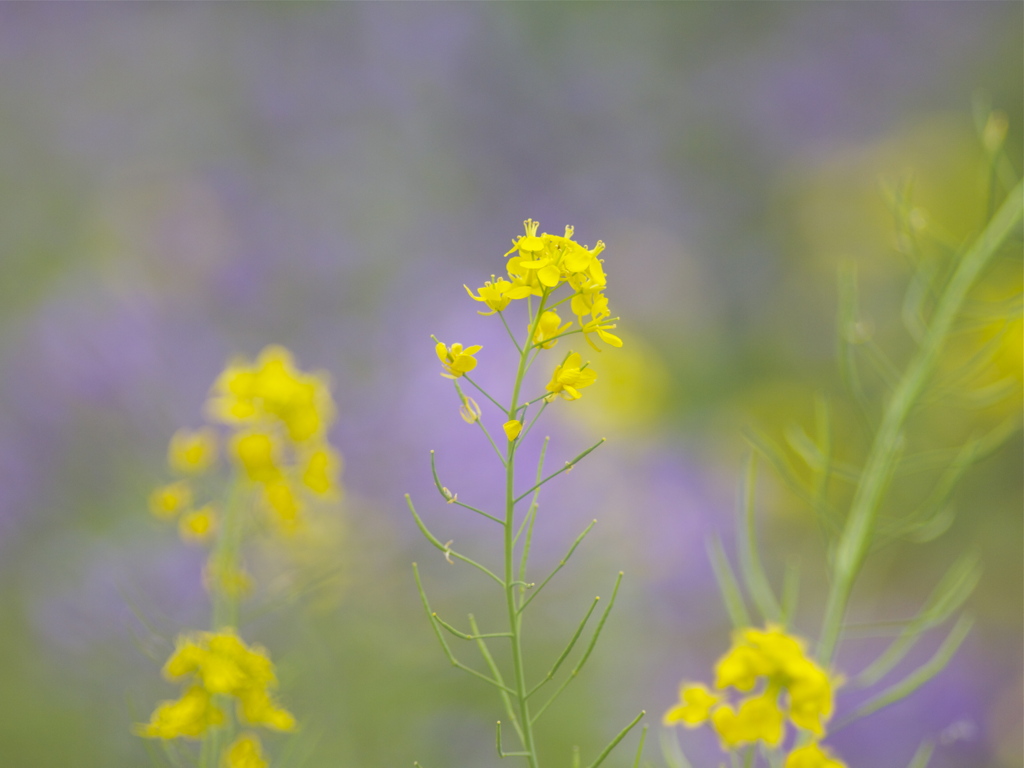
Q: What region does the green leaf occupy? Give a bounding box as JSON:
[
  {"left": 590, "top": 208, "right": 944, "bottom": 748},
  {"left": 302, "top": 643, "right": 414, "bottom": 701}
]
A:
[{"left": 708, "top": 536, "right": 751, "bottom": 629}]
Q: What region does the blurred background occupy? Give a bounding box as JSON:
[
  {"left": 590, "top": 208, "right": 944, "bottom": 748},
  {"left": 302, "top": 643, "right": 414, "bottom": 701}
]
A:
[{"left": 0, "top": 4, "right": 1020, "bottom": 767}]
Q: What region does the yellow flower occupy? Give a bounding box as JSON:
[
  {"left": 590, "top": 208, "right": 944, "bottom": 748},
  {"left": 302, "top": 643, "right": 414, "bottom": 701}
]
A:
[
  {"left": 207, "top": 346, "right": 335, "bottom": 443},
  {"left": 710, "top": 691, "right": 785, "bottom": 749},
  {"left": 237, "top": 686, "right": 297, "bottom": 731},
  {"left": 262, "top": 480, "right": 303, "bottom": 530},
  {"left": 149, "top": 482, "right": 192, "bottom": 520},
  {"left": 465, "top": 276, "right": 515, "bottom": 315},
  {"left": 223, "top": 733, "right": 268, "bottom": 768},
  {"left": 663, "top": 683, "right": 720, "bottom": 727},
  {"left": 179, "top": 506, "right": 217, "bottom": 544},
  {"left": 504, "top": 218, "right": 546, "bottom": 258},
  {"left": 136, "top": 685, "right": 224, "bottom": 740},
  {"left": 546, "top": 353, "right": 597, "bottom": 401},
  {"left": 784, "top": 742, "right": 846, "bottom": 768},
  {"left": 302, "top": 445, "right": 341, "bottom": 495},
  {"left": 532, "top": 310, "right": 572, "bottom": 349},
  {"left": 436, "top": 342, "right": 482, "bottom": 379},
  {"left": 503, "top": 420, "right": 522, "bottom": 441},
  {"left": 168, "top": 427, "right": 218, "bottom": 475},
  {"left": 232, "top": 431, "right": 281, "bottom": 483}
]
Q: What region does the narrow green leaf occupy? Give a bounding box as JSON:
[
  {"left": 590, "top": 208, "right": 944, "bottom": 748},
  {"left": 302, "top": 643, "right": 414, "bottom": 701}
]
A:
[
  {"left": 857, "top": 553, "right": 980, "bottom": 686},
  {"left": 708, "top": 536, "right": 751, "bottom": 629},
  {"left": 585, "top": 710, "right": 645, "bottom": 768},
  {"left": 906, "top": 740, "right": 935, "bottom": 768},
  {"left": 735, "top": 454, "right": 782, "bottom": 623},
  {"left": 842, "top": 614, "right": 973, "bottom": 724},
  {"left": 632, "top": 725, "right": 649, "bottom": 768}
]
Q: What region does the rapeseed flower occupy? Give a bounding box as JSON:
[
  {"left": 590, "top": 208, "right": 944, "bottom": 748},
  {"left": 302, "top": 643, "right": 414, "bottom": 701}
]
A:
[
  {"left": 179, "top": 506, "right": 217, "bottom": 544},
  {"left": 436, "top": 342, "right": 482, "bottom": 379},
  {"left": 662, "top": 683, "right": 720, "bottom": 726},
  {"left": 665, "top": 625, "right": 838, "bottom": 752},
  {"left": 168, "top": 427, "right": 218, "bottom": 475},
  {"left": 546, "top": 353, "right": 597, "bottom": 401},
  {"left": 135, "top": 685, "right": 224, "bottom": 740},
  {"left": 145, "top": 629, "right": 296, "bottom": 734},
  {"left": 224, "top": 733, "right": 268, "bottom": 768},
  {"left": 149, "top": 481, "right": 192, "bottom": 520},
  {"left": 533, "top": 309, "right": 572, "bottom": 349},
  {"left": 465, "top": 276, "right": 515, "bottom": 315},
  {"left": 784, "top": 742, "right": 846, "bottom": 768}
]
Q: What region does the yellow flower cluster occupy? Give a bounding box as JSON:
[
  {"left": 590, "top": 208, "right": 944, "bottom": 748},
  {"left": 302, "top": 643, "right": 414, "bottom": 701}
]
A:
[
  {"left": 137, "top": 629, "right": 295, "bottom": 742},
  {"left": 208, "top": 345, "right": 341, "bottom": 531},
  {"left": 465, "top": 219, "right": 622, "bottom": 352},
  {"left": 148, "top": 347, "right": 341, "bottom": 537},
  {"left": 149, "top": 428, "right": 220, "bottom": 544},
  {"left": 664, "top": 625, "right": 844, "bottom": 767}
]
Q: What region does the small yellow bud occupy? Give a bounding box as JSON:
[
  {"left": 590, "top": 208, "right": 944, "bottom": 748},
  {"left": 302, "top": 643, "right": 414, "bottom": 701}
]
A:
[{"left": 503, "top": 420, "right": 522, "bottom": 441}]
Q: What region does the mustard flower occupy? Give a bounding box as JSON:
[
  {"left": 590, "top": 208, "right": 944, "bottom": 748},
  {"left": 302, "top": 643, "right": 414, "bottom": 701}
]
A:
[
  {"left": 168, "top": 427, "right": 218, "bottom": 475},
  {"left": 710, "top": 691, "right": 785, "bottom": 749},
  {"left": 232, "top": 431, "right": 281, "bottom": 484},
  {"left": 223, "top": 733, "right": 268, "bottom": 768},
  {"left": 436, "top": 342, "right": 482, "bottom": 379},
  {"left": 149, "top": 481, "right": 192, "bottom": 520},
  {"left": 503, "top": 420, "right": 522, "bottom": 441},
  {"left": 663, "top": 683, "right": 720, "bottom": 727},
  {"left": 160, "top": 630, "right": 296, "bottom": 731},
  {"left": 532, "top": 309, "right": 572, "bottom": 350},
  {"left": 465, "top": 276, "right": 515, "bottom": 315},
  {"left": 784, "top": 742, "right": 846, "bottom": 768},
  {"left": 667, "top": 625, "right": 838, "bottom": 753},
  {"left": 136, "top": 685, "right": 224, "bottom": 740},
  {"left": 179, "top": 505, "right": 217, "bottom": 544},
  {"left": 504, "top": 218, "right": 546, "bottom": 258},
  {"left": 545, "top": 353, "right": 597, "bottom": 401},
  {"left": 207, "top": 345, "right": 334, "bottom": 443},
  {"left": 262, "top": 480, "right": 303, "bottom": 531},
  {"left": 302, "top": 445, "right": 341, "bottom": 495}
]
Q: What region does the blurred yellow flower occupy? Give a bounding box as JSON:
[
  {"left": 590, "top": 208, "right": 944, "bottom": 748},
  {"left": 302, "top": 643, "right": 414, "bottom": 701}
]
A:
[
  {"left": 302, "top": 446, "right": 341, "bottom": 495},
  {"left": 168, "top": 427, "right": 218, "bottom": 475},
  {"left": 135, "top": 685, "right": 224, "bottom": 740},
  {"left": 710, "top": 691, "right": 785, "bottom": 749},
  {"left": 158, "top": 630, "right": 295, "bottom": 731},
  {"left": 208, "top": 345, "right": 334, "bottom": 444},
  {"left": 663, "top": 683, "right": 720, "bottom": 727},
  {"left": 149, "top": 481, "right": 192, "bottom": 520},
  {"left": 223, "top": 733, "right": 268, "bottom": 768},
  {"left": 232, "top": 431, "right": 281, "bottom": 483},
  {"left": 785, "top": 742, "right": 846, "bottom": 768},
  {"left": 179, "top": 505, "right": 216, "bottom": 544},
  {"left": 666, "top": 625, "right": 838, "bottom": 751},
  {"left": 436, "top": 341, "right": 482, "bottom": 379}
]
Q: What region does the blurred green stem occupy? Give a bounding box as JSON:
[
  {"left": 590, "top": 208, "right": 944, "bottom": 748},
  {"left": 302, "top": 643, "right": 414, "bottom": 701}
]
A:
[
  {"left": 203, "top": 474, "right": 247, "bottom": 768},
  {"left": 818, "top": 180, "right": 1023, "bottom": 665}
]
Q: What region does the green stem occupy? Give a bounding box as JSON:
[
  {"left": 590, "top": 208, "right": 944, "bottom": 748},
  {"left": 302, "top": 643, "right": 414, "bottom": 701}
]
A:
[
  {"left": 818, "top": 180, "right": 1022, "bottom": 664},
  {"left": 504, "top": 291, "right": 550, "bottom": 768},
  {"left": 203, "top": 474, "right": 248, "bottom": 768}
]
